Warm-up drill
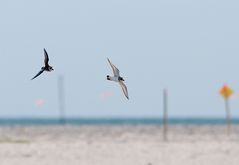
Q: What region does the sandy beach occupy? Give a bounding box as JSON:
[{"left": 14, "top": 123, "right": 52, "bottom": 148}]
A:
[{"left": 0, "top": 125, "right": 238, "bottom": 165}]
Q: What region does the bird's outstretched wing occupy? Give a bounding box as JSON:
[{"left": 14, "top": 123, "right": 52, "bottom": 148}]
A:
[
  {"left": 31, "top": 69, "right": 44, "bottom": 80},
  {"left": 119, "top": 81, "right": 129, "bottom": 99},
  {"left": 44, "top": 48, "right": 49, "bottom": 67},
  {"left": 107, "top": 58, "right": 120, "bottom": 77}
]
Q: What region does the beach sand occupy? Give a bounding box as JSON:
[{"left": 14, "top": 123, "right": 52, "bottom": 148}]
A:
[{"left": 0, "top": 125, "right": 238, "bottom": 165}]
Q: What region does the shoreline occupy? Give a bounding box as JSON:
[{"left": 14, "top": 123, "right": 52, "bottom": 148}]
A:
[{"left": 0, "top": 118, "right": 238, "bottom": 125}]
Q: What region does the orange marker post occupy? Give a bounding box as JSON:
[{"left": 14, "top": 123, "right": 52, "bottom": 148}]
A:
[{"left": 220, "top": 84, "right": 233, "bottom": 136}]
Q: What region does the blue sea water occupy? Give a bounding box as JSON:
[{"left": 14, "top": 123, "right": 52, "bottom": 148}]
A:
[{"left": 0, "top": 118, "right": 238, "bottom": 125}]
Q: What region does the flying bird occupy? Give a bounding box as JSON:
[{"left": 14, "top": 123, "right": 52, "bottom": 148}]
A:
[
  {"left": 31, "top": 48, "right": 54, "bottom": 80},
  {"left": 107, "top": 58, "right": 129, "bottom": 99}
]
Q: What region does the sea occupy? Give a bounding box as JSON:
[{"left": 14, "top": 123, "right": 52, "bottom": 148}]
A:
[{"left": 0, "top": 118, "right": 238, "bottom": 125}]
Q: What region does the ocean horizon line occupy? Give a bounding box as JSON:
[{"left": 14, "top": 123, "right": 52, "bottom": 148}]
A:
[{"left": 0, "top": 117, "right": 238, "bottom": 125}]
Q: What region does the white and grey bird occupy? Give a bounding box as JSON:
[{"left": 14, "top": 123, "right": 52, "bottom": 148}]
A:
[
  {"left": 106, "top": 58, "right": 129, "bottom": 99},
  {"left": 31, "top": 48, "right": 54, "bottom": 80}
]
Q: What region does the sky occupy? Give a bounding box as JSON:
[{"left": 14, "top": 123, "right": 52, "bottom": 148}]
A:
[{"left": 0, "top": 0, "right": 239, "bottom": 118}]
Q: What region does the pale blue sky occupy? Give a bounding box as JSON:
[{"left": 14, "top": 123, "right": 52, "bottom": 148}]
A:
[{"left": 0, "top": 0, "right": 239, "bottom": 118}]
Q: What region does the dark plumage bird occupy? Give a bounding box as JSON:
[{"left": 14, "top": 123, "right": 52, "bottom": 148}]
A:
[{"left": 31, "top": 48, "right": 54, "bottom": 80}]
